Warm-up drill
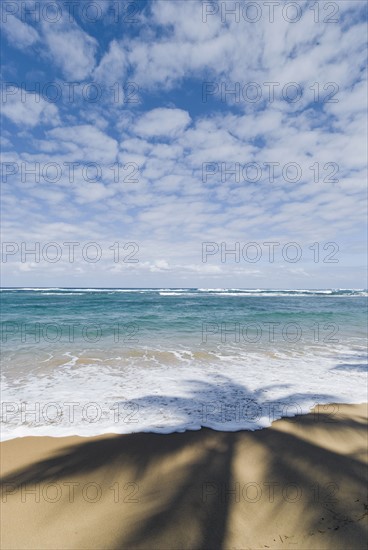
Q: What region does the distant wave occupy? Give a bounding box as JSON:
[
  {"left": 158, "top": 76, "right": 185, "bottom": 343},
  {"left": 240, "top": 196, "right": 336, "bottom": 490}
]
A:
[
  {"left": 0, "top": 287, "right": 368, "bottom": 298},
  {"left": 1, "top": 288, "right": 366, "bottom": 297}
]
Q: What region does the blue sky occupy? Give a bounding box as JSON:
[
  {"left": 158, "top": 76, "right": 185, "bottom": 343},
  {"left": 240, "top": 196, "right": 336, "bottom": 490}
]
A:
[{"left": 1, "top": 0, "right": 367, "bottom": 288}]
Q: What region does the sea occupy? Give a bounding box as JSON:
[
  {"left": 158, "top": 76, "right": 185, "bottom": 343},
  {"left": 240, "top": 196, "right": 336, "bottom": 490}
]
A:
[{"left": 0, "top": 288, "right": 367, "bottom": 440}]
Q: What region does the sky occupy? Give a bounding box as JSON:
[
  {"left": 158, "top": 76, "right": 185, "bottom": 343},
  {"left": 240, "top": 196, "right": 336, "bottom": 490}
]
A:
[{"left": 1, "top": 0, "right": 367, "bottom": 289}]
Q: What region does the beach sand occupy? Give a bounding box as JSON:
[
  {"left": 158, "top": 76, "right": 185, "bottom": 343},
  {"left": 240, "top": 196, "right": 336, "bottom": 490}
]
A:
[{"left": 1, "top": 403, "right": 367, "bottom": 550}]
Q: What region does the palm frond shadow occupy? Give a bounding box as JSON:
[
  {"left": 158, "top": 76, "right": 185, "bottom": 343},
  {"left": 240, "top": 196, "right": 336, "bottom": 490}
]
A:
[{"left": 1, "top": 376, "right": 367, "bottom": 549}]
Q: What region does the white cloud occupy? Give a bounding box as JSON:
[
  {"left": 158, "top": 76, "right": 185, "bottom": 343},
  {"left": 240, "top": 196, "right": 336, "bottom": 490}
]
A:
[
  {"left": 0, "top": 15, "right": 39, "bottom": 49},
  {"left": 74, "top": 182, "right": 116, "bottom": 204},
  {"left": 124, "top": 0, "right": 367, "bottom": 101},
  {"left": 152, "top": 0, "right": 221, "bottom": 42},
  {"left": 46, "top": 125, "right": 118, "bottom": 163},
  {"left": 19, "top": 262, "right": 39, "bottom": 272},
  {"left": 134, "top": 108, "right": 191, "bottom": 138},
  {"left": 1, "top": 88, "right": 60, "bottom": 127},
  {"left": 41, "top": 15, "right": 97, "bottom": 80},
  {"left": 0, "top": 136, "right": 12, "bottom": 148},
  {"left": 93, "top": 40, "right": 127, "bottom": 84}
]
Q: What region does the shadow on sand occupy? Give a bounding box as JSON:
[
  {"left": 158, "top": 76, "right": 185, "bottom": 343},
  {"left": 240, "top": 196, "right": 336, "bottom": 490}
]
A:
[{"left": 1, "top": 377, "right": 367, "bottom": 549}]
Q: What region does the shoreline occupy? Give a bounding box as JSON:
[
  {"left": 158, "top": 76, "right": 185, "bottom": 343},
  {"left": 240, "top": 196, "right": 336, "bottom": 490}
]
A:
[
  {"left": 1, "top": 402, "right": 367, "bottom": 549},
  {"left": 2, "top": 399, "right": 367, "bottom": 442},
  {"left": 1, "top": 398, "right": 368, "bottom": 443}
]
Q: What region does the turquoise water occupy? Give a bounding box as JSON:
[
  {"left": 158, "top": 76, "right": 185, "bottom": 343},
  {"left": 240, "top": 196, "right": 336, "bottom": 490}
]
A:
[{"left": 1, "top": 288, "right": 367, "bottom": 439}]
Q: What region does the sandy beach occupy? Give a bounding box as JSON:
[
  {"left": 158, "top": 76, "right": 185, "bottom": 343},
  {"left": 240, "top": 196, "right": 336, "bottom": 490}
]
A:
[{"left": 1, "top": 403, "right": 367, "bottom": 550}]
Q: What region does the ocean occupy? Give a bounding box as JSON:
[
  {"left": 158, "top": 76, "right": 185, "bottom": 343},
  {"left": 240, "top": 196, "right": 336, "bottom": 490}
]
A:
[{"left": 1, "top": 288, "right": 367, "bottom": 440}]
